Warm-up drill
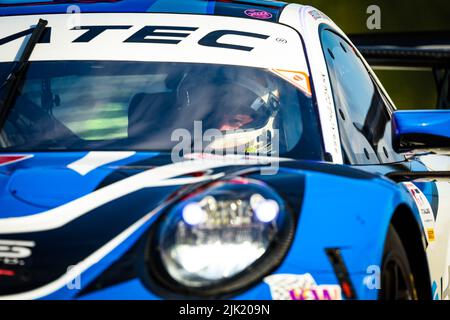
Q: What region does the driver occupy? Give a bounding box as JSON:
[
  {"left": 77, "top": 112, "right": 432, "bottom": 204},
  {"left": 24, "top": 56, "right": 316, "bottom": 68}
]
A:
[
  {"left": 218, "top": 113, "right": 254, "bottom": 131},
  {"left": 202, "top": 80, "right": 279, "bottom": 133}
]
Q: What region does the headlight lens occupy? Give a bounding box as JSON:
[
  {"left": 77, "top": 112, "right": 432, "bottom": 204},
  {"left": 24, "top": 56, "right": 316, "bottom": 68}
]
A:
[{"left": 149, "top": 178, "right": 293, "bottom": 292}]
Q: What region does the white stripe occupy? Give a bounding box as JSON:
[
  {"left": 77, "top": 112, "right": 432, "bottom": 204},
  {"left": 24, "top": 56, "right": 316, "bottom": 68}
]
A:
[
  {"left": 0, "top": 158, "right": 260, "bottom": 234},
  {"left": 67, "top": 151, "right": 136, "bottom": 176}
]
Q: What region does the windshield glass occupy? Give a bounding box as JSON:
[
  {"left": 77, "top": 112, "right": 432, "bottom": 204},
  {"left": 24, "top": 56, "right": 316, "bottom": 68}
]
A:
[{"left": 0, "top": 61, "right": 323, "bottom": 159}]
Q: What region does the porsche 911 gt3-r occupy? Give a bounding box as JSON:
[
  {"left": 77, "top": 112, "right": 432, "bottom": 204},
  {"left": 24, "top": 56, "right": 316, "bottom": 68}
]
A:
[{"left": 0, "top": 0, "right": 449, "bottom": 300}]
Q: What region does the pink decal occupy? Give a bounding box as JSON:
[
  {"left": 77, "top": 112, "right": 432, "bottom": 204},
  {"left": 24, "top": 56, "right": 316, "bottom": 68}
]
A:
[
  {"left": 289, "top": 289, "right": 300, "bottom": 300},
  {"left": 244, "top": 9, "right": 273, "bottom": 20},
  {"left": 289, "top": 288, "right": 336, "bottom": 300},
  {"left": 322, "top": 289, "right": 332, "bottom": 300}
]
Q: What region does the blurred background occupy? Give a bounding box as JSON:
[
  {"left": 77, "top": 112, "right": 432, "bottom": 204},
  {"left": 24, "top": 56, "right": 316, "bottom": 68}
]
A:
[{"left": 290, "top": 0, "right": 450, "bottom": 109}]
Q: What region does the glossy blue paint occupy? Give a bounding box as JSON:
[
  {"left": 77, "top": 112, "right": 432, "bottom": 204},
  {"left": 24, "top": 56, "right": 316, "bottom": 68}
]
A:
[
  {"left": 0, "top": 152, "right": 158, "bottom": 218},
  {"left": 266, "top": 166, "right": 415, "bottom": 300},
  {"left": 393, "top": 110, "right": 450, "bottom": 138},
  {"left": 78, "top": 279, "right": 161, "bottom": 300},
  {"left": 392, "top": 110, "right": 450, "bottom": 152},
  {"left": 35, "top": 165, "right": 412, "bottom": 300},
  {"left": 42, "top": 210, "right": 162, "bottom": 300}
]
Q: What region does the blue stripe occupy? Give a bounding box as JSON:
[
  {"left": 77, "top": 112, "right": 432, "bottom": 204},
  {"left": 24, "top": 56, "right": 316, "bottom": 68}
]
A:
[
  {"left": 149, "top": 0, "right": 210, "bottom": 13},
  {"left": 1, "top": 0, "right": 285, "bottom": 18}
]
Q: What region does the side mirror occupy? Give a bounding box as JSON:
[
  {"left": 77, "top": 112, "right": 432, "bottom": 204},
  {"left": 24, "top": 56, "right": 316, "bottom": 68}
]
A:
[{"left": 392, "top": 110, "right": 450, "bottom": 153}]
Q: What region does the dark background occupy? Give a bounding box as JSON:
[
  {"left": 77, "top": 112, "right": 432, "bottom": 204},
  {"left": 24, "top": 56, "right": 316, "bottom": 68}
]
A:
[{"left": 290, "top": 0, "right": 450, "bottom": 109}]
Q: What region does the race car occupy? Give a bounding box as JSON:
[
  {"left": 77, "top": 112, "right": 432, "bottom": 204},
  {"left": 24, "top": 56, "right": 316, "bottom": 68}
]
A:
[{"left": 0, "top": 0, "right": 449, "bottom": 300}]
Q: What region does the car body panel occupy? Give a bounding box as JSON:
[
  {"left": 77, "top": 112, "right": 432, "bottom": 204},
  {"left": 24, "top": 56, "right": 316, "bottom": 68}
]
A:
[{"left": 0, "top": 152, "right": 421, "bottom": 300}]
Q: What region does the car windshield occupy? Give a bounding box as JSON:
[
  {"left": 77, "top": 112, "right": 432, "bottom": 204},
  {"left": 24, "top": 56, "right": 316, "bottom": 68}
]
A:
[{"left": 0, "top": 61, "right": 323, "bottom": 159}]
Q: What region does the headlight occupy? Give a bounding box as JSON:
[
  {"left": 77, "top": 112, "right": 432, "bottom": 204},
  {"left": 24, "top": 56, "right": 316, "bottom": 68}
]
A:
[{"left": 147, "top": 178, "right": 296, "bottom": 297}]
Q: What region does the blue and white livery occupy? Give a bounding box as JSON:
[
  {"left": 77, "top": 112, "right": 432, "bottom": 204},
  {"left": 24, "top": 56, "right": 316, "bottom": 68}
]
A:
[{"left": 0, "top": 0, "right": 449, "bottom": 300}]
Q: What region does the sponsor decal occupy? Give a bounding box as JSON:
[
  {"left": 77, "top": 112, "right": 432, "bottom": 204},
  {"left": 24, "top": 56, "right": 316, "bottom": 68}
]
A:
[
  {"left": 432, "top": 280, "right": 440, "bottom": 300},
  {"left": 307, "top": 9, "right": 330, "bottom": 21},
  {"left": 0, "top": 269, "right": 16, "bottom": 277},
  {"left": 0, "top": 240, "right": 35, "bottom": 266},
  {"left": 0, "top": 155, "right": 33, "bottom": 167},
  {"left": 432, "top": 265, "right": 450, "bottom": 300},
  {"left": 427, "top": 228, "right": 436, "bottom": 242},
  {"left": 244, "top": 9, "right": 273, "bottom": 20},
  {"left": 403, "top": 182, "right": 436, "bottom": 243},
  {"left": 270, "top": 69, "right": 311, "bottom": 97},
  {"left": 264, "top": 274, "right": 342, "bottom": 300},
  {"left": 320, "top": 73, "right": 341, "bottom": 160},
  {"left": 1, "top": 14, "right": 308, "bottom": 76},
  {"left": 0, "top": 24, "right": 269, "bottom": 52}
]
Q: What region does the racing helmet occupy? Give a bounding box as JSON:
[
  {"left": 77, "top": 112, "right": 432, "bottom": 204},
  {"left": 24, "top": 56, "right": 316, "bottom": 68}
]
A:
[
  {"left": 173, "top": 68, "right": 281, "bottom": 154},
  {"left": 174, "top": 68, "right": 280, "bottom": 128}
]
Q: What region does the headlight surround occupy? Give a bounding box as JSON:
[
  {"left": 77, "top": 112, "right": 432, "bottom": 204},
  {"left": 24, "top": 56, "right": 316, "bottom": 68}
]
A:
[{"left": 147, "top": 177, "right": 296, "bottom": 297}]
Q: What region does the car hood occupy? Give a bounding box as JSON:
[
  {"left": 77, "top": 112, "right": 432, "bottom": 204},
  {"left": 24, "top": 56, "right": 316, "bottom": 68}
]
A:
[
  {"left": 0, "top": 152, "right": 163, "bottom": 218},
  {"left": 0, "top": 151, "right": 289, "bottom": 221},
  {"left": 0, "top": 151, "right": 380, "bottom": 299}
]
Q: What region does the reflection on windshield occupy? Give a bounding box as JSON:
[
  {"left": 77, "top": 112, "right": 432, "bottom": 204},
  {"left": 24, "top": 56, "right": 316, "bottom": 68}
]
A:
[{"left": 0, "top": 61, "right": 323, "bottom": 160}]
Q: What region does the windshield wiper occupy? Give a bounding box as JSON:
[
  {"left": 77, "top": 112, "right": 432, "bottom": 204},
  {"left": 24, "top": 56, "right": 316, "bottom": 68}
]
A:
[{"left": 0, "top": 19, "right": 48, "bottom": 129}]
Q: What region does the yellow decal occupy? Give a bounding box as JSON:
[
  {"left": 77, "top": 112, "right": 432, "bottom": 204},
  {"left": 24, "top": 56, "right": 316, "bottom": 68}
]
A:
[{"left": 427, "top": 228, "right": 436, "bottom": 242}]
